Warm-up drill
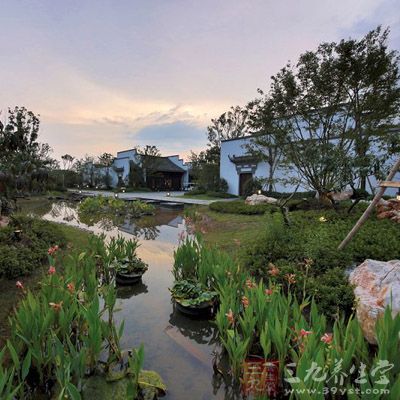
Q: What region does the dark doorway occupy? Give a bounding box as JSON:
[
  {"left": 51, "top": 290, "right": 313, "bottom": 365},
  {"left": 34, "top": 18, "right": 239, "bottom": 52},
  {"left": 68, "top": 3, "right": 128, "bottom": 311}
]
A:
[
  {"left": 147, "top": 172, "right": 183, "bottom": 191},
  {"left": 239, "top": 173, "right": 252, "bottom": 196}
]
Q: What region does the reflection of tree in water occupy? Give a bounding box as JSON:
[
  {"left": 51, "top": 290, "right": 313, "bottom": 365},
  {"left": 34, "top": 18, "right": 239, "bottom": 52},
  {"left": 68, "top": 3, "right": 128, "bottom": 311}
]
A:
[
  {"left": 49, "top": 202, "right": 78, "bottom": 222},
  {"left": 116, "top": 281, "right": 148, "bottom": 299},
  {"left": 119, "top": 209, "right": 182, "bottom": 240},
  {"left": 119, "top": 221, "right": 160, "bottom": 240},
  {"left": 77, "top": 208, "right": 125, "bottom": 231},
  {"left": 168, "top": 306, "right": 219, "bottom": 346}
]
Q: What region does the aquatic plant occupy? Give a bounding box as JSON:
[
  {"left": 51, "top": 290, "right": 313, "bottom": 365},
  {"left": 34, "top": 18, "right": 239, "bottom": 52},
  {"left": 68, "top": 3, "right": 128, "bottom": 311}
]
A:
[
  {"left": 78, "top": 195, "right": 155, "bottom": 220},
  {"left": 214, "top": 275, "right": 400, "bottom": 398},
  {"left": 171, "top": 236, "right": 238, "bottom": 311},
  {"left": 111, "top": 236, "right": 148, "bottom": 275},
  {"left": 1, "top": 237, "right": 163, "bottom": 399},
  {"left": 169, "top": 280, "right": 217, "bottom": 307}
]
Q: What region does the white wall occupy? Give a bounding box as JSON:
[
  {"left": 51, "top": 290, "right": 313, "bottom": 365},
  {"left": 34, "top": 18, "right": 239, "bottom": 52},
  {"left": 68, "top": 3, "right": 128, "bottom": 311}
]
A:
[
  {"left": 220, "top": 137, "right": 299, "bottom": 195},
  {"left": 221, "top": 136, "right": 400, "bottom": 196}
]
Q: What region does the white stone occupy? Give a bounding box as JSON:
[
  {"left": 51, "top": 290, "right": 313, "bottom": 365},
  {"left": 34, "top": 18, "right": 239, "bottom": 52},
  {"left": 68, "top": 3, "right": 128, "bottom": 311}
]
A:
[
  {"left": 245, "top": 194, "right": 278, "bottom": 205},
  {"left": 349, "top": 259, "right": 400, "bottom": 344}
]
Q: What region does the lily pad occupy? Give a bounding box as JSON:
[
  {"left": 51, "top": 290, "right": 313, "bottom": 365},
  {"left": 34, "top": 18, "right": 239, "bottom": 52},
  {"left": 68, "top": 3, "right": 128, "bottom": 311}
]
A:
[
  {"left": 139, "top": 370, "right": 167, "bottom": 399},
  {"left": 81, "top": 370, "right": 166, "bottom": 400}
]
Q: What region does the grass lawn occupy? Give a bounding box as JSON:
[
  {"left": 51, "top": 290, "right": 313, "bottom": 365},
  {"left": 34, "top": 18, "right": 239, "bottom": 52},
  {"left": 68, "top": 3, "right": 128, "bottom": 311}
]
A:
[{"left": 193, "top": 206, "right": 267, "bottom": 257}]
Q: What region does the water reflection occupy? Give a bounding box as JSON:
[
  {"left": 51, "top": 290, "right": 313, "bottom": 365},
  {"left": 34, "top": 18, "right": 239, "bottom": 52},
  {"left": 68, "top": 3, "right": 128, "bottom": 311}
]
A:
[
  {"left": 168, "top": 308, "right": 219, "bottom": 346},
  {"left": 117, "top": 281, "right": 148, "bottom": 299},
  {"left": 34, "top": 201, "right": 183, "bottom": 241},
  {"left": 21, "top": 200, "right": 243, "bottom": 400}
]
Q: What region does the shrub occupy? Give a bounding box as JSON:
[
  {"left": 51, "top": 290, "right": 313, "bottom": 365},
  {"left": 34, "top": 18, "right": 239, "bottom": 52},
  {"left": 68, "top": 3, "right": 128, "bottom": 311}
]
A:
[
  {"left": 262, "top": 190, "right": 317, "bottom": 200},
  {"left": 0, "top": 216, "right": 67, "bottom": 278},
  {"left": 241, "top": 210, "right": 400, "bottom": 317},
  {"left": 206, "top": 191, "right": 237, "bottom": 198},
  {"left": 209, "top": 200, "right": 277, "bottom": 215}
]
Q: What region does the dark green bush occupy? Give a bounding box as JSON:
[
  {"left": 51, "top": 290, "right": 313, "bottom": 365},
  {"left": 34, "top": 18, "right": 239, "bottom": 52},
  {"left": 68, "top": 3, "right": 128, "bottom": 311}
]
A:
[
  {"left": 241, "top": 209, "right": 400, "bottom": 317},
  {"left": 206, "top": 191, "right": 237, "bottom": 199},
  {"left": 0, "top": 215, "right": 67, "bottom": 278},
  {"left": 262, "top": 190, "right": 317, "bottom": 200},
  {"left": 209, "top": 200, "right": 278, "bottom": 215}
]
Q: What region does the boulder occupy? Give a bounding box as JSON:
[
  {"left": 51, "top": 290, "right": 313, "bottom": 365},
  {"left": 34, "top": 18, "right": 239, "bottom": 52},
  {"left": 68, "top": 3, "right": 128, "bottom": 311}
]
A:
[
  {"left": 349, "top": 259, "right": 400, "bottom": 344},
  {"left": 245, "top": 194, "right": 278, "bottom": 205},
  {"left": 376, "top": 199, "right": 400, "bottom": 223},
  {"left": 0, "top": 216, "right": 9, "bottom": 228}
]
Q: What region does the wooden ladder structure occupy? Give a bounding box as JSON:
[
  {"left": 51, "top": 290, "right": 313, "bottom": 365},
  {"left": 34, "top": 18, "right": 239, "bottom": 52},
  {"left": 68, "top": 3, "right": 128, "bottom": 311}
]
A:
[{"left": 338, "top": 157, "right": 400, "bottom": 250}]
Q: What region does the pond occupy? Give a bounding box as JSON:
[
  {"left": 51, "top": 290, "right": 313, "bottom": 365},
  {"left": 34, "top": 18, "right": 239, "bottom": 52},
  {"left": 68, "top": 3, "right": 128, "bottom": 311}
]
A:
[{"left": 24, "top": 200, "right": 240, "bottom": 400}]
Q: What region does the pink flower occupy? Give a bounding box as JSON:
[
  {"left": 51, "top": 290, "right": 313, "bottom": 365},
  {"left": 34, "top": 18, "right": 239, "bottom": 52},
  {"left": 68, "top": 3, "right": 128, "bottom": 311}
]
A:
[
  {"left": 16, "top": 281, "right": 24, "bottom": 290},
  {"left": 245, "top": 278, "right": 256, "bottom": 289},
  {"left": 48, "top": 266, "right": 56, "bottom": 275},
  {"left": 49, "top": 301, "right": 63, "bottom": 311},
  {"left": 226, "top": 309, "right": 235, "bottom": 325},
  {"left": 321, "top": 333, "right": 333, "bottom": 344},
  {"left": 285, "top": 273, "right": 296, "bottom": 284},
  {"left": 241, "top": 296, "right": 249, "bottom": 308},
  {"left": 300, "top": 329, "right": 313, "bottom": 337},
  {"left": 265, "top": 288, "right": 273, "bottom": 296},
  {"left": 268, "top": 263, "right": 280, "bottom": 277},
  {"left": 67, "top": 282, "right": 75, "bottom": 294},
  {"left": 48, "top": 245, "right": 59, "bottom": 256}
]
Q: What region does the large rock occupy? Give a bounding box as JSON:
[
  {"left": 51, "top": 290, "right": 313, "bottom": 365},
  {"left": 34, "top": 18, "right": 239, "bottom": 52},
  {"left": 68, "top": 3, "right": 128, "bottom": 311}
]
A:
[
  {"left": 349, "top": 259, "right": 400, "bottom": 344},
  {"left": 245, "top": 194, "right": 278, "bottom": 205},
  {"left": 376, "top": 199, "right": 400, "bottom": 223}
]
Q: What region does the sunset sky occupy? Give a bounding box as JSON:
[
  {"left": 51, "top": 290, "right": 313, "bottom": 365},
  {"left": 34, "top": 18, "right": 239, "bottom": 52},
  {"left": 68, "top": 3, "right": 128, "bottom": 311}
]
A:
[{"left": 1, "top": 0, "right": 399, "bottom": 161}]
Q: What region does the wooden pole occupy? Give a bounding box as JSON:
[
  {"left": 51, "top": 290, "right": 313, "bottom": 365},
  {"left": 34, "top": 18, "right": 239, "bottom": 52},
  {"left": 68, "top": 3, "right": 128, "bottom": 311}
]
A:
[{"left": 338, "top": 157, "right": 400, "bottom": 250}]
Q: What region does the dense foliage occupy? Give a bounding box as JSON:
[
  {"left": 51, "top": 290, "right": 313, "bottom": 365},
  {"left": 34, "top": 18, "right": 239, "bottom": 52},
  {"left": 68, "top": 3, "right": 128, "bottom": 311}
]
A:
[
  {"left": 0, "top": 107, "right": 57, "bottom": 198},
  {"left": 0, "top": 235, "right": 165, "bottom": 399},
  {"left": 209, "top": 200, "right": 277, "bottom": 215},
  {"left": 0, "top": 216, "right": 67, "bottom": 278},
  {"left": 78, "top": 196, "right": 155, "bottom": 224},
  {"left": 241, "top": 210, "right": 400, "bottom": 317},
  {"left": 215, "top": 274, "right": 400, "bottom": 398},
  {"left": 171, "top": 236, "right": 235, "bottom": 307}
]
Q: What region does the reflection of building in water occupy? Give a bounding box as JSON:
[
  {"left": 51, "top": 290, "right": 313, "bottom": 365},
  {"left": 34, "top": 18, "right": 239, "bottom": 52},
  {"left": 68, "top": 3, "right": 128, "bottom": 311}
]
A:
[
  {"left": 118, "top": 210, "right": 183, "bottom": 240},
  {"left": 166, "top": 215, "right": 183, "bottom": 228}
]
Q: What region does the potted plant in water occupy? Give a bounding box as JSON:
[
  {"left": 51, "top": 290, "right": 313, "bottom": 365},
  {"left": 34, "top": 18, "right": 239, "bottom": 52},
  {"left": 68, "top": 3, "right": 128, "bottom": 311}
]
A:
[
  {"left": 169, "top": 279, "right": 217, "bottom": 316},
  {"left": 114, "top": 238, "right": 148, "bottom": 285},
  {"left": 170, "top": 236, "right": 221, "bottom": 317}
]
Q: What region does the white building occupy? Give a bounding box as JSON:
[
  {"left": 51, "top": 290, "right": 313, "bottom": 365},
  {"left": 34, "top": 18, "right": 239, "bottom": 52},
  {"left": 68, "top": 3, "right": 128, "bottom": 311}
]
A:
[
  {"left": 220, "top": 135, "right": 400, "bottom": 196},
  {"left": 84, "top": 148, "right": 190, "bottom": 190}
]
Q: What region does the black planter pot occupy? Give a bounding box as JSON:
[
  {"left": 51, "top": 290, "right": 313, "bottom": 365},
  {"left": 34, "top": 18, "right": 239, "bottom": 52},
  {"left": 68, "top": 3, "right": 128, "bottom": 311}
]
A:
[
  {"left": 174, "top": 299, "right": 215, "bottom": 317},
  {"left": 116, "top": 271, "right": 145, "bottom": 285}
]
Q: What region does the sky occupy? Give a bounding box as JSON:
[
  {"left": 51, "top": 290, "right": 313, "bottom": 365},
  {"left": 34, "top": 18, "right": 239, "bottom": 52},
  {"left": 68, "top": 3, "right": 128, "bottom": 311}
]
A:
[{"left": 1, "top": 0, "right": 399, "bottom": 162}]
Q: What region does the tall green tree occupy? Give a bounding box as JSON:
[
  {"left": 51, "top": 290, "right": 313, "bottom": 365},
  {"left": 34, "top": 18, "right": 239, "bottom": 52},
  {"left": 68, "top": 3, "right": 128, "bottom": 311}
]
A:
[
  {"left": 97, "top": 152, "right": 114, "bottom": 188},
  {"left": 246, "top": 95, "right": 282, "bottom": 192},
  {"left": 0, "top": 107, "right": 56, "bottom": 194},
  {"left": 267, "top": 42, "right": 355, "bottom": 199},
  {"left": 135, "top": 145, "right": 161, "bottom": 184},
  {"left": 335, "top": 26, "right": 400, "bottom": 189},
  {"left": 60, "top": 154, "right": 75, "bottom": 189},
  {"left": 207, "top": 105, "right": 249, "bottom": 149}
]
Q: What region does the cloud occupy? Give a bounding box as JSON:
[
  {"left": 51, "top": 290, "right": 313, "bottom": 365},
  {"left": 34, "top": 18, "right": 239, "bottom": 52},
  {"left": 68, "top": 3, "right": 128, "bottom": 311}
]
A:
[
  {"left": 131, "top": 121, "right": 207, "bottom": 158},
  {"left": 1, "top": 0, "right": 398, "bottom": 163}
]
